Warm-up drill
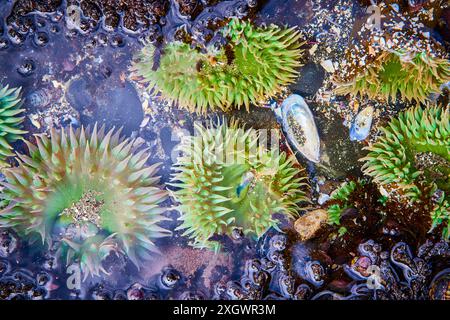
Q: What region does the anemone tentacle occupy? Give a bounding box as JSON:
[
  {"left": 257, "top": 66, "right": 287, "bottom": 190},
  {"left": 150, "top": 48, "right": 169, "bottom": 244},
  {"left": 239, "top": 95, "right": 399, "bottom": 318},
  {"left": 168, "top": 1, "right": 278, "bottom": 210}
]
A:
[
  {"left": 327, "top": 180, "right": 359, "bottom": 226},
  {"left": 0, "top": 85, "right": 27, "bottom": 167}
]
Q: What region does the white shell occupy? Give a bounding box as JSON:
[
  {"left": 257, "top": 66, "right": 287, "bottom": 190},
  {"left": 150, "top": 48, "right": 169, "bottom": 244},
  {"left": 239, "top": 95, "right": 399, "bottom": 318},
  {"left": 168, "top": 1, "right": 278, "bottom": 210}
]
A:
[
  {"left": 279, "top": 94, "right": 321, "bottom": 163},
  {"left": 349, "top": 106, "right": 374, "bottom": 141}
]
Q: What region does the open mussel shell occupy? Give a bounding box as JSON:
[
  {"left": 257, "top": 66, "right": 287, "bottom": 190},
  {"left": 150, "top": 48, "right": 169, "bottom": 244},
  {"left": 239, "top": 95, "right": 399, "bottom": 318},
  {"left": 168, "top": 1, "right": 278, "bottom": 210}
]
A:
[{"left": 276, "top": 94, "right": 321, "bottom": 163}]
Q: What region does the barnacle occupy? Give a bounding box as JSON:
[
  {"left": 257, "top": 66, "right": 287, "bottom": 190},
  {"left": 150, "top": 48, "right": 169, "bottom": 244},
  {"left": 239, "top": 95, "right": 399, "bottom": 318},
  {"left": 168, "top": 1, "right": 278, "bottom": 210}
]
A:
[
  {"left": 0, "top": 124, "right": 170, "bottom": 278},
  {"left": 132, "top": 19, "right": 304, "bottom": 114},
  {"left": 170, "top": 120, "right": 309, "bottom": 250},
  {"left": 0, "top": 85, "right": 26, "bottom": 167},
  {"left": 361, "top": 106, "right": 449, "bottom": 238}
]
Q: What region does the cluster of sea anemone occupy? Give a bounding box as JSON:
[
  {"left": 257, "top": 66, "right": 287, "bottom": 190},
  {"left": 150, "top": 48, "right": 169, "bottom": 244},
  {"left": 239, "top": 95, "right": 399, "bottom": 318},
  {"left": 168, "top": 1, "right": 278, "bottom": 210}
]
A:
[
  {"left": 361, "top": 106, "right": 449, "bottom": 239},
  {"left": 132, "top": 19, "right": 304, "bottom": 114},
  {"left": 0, "top": 17, "right": 310, "bottom": 275},
  {"left": 0, "top": 125, "right": 170, "bottom": 278},
  {"left": 170, "top": 119, "right": 309, "bottom": 250},
  {"left": 0, "top": 85, "right": 26, "bottom": 168},
  {"left": 1, "top": 6, "right": 449, "bottom": 296},
  {"left": 334, "top": 3, "right": 450, "bottom": 104}
]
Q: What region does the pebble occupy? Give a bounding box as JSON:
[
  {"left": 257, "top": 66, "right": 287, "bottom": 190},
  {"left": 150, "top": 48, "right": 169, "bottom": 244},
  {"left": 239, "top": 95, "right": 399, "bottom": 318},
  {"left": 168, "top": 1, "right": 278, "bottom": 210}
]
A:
[
  {"left": 294, "top": 209, "right": 328, "bottom": 241},
  {"left": 320, "top": 59, "right": 335, "bottom": 73}
]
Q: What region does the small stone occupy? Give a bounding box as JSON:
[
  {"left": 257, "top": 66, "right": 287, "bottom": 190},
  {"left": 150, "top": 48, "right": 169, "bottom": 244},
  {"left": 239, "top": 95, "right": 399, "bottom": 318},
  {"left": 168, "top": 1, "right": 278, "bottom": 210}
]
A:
[
  {"left": 294, "top": 209, "right": 328, "bottom": 241},
  {"left": 309, "top": 44, "right": 318, "bottom": 56},
  {"left": 320, "top": 59, "right": 335, "bottom": 73},
  {"left": 318, "top": 193, "right": 330, "bottom": 205},
  {"left": 140, "top": 116, "right": 150, "bottom": 128},
  {"left": 29, "top": 114, "right": 41, "bottom": 129}
]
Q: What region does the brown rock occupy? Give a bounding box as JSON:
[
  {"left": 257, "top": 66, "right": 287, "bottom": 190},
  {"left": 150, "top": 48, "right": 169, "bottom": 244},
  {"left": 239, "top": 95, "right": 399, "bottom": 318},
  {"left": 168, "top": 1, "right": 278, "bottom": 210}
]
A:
[{"left": 294, "top": 209, "right": 328, "bottom": 241}]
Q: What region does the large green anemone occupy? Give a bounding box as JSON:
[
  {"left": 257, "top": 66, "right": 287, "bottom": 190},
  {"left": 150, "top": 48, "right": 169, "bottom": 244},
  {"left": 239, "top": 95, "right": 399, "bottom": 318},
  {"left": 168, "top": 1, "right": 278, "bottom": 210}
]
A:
[
  {"left": 170, "top": 120, "right": 309, "bottom": 250},
  {"left": 335, "top": 51, "right": 450, "bottom": 103},
  {"left": 0, "top": 85, "right": 26, "bottom": 167},
  {"left": 334, "top": 2, "right": 450, "bottom": 104},
  {"left": 361, "top": 106, "right": 449, "bottom": 238},
  {"left": 132, "top": 19, "right": 303, "bottom": 114},
  {"left": 0, "top": 125, "right": 170, "bottom": 278}
]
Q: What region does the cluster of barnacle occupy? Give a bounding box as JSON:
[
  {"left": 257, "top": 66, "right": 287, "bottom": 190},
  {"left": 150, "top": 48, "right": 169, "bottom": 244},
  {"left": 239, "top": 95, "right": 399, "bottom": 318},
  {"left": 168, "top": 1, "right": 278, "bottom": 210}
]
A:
[
  {"left": 211, "top": 229, "right": 450, "bottom": 300},
  {"left": 0, "top": 259, "right": 54, "bottom": 300},
  {"left": 0, "top": 229, "right": 54, "bottom": 300},
  {"left": 212, "top": 228, "right": 326, "bottom": 300},
  {"left": 335, "top": 239, "right": 450, "bottom": 300},
  {"left": 87, "top": 266, "right": 184, "bottom": 300}
]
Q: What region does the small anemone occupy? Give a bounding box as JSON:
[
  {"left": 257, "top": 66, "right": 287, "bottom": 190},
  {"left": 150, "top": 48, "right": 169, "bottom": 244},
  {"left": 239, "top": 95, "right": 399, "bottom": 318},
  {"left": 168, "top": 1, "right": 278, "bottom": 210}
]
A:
[
  {"left": 0, "top": 124, "right": 170, "bottom": 278},
  {"left": 360, "top": 105, "right": 449, "bottom": 239},
  {"left": 0, "top": 85, "right": 27, "bottom": 167},
  {"left": 132, "top": 18, "right": 304, "bottom": 114},
  {"left": 326, "top": 180, "right": 360, "bottom": 226},
  {"left": 170, "top": 119, "right": 310, "bottom": 250},
  {"left": 431, "top": 191, "right": 449, "bottom": 240}
]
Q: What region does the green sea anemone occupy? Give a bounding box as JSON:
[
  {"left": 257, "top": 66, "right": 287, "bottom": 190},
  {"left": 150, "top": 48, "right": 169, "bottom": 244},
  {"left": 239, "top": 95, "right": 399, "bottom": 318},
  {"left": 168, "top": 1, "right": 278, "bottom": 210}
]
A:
[
  {"left": 0, "top": 124, "right": 170, "bottom": 278},
  {"left": 0, "top": 85, "right": 26, "bottom": 167},
  {"left": 361, "top": 106, "right": 449, "bottom": 238},
  {"left": 335, "top": 51, "right": 450, "bottom": 103},
  {"left": 334, "top": 3, "right": 450, "bottom": 104},
  {"left": 132, "top": 19, "right": 304, "bottom": 114},
  {"left": 170, "top": 120, "right": 309, "bottom": 250}
]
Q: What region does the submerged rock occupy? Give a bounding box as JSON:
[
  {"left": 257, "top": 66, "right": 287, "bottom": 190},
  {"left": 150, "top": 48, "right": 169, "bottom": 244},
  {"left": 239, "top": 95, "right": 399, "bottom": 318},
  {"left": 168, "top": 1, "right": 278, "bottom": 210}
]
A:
[{"left": 67, "top": 77, "right": 143, "bottom": 135}]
